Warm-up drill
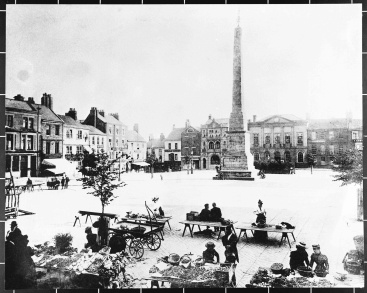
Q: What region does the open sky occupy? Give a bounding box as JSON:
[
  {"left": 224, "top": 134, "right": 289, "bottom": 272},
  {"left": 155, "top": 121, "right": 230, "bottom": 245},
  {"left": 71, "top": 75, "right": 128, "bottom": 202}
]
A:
[{"left": 7, "top": 5, "right": 362, "bottom": 140}]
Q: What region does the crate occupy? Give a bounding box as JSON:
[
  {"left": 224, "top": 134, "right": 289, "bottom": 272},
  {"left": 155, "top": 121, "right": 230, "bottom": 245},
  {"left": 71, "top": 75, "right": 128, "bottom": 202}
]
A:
[
  {"left": 186, "top": 213, "right": 194, "bottom": 221},
  {"left": 193, "top": 215, "right": 200, "bottom": 221}
]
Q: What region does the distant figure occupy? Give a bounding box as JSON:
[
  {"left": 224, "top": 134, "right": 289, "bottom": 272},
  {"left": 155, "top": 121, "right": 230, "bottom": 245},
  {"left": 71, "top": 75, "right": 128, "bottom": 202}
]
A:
[
  {"left": 65, "top": 176, "right": 70, "bottom": 189},
  {"left": 61, "top": 177, "right": 65, "bottom": 189},
  {"left": 84, "top": 227, "right": 99, "bottom": 252},
  {"left": 160, "top": 174, "right": 163, "bottom": 180},
  {"left": 26, "top": 178, "right": 33, "bottom": 192}
]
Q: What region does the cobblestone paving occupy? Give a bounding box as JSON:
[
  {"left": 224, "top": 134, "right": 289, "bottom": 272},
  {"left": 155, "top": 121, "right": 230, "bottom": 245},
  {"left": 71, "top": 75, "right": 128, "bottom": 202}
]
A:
[{"left": 9, "top": 169, "right": 364, "bottom": 288}]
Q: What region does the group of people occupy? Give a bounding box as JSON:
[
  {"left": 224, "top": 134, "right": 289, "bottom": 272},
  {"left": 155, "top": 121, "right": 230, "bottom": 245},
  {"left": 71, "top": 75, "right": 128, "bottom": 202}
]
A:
[
  {"left": 47, "top": 174, "right": 70, "bottom": 189},
  {"left": 290, "top": 242, "right": 329, "bottom": 275},
  {"left": 5, "top": 221, "right": 37, "bottom": 289}
]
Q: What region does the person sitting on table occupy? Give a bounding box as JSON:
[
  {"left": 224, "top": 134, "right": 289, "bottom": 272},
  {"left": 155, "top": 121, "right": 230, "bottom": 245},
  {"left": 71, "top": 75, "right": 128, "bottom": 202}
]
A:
[
  {"left": 203, "top": 242, "right": 219, "bottom": 264},
  {"left": 200, "top": 203, "right": 211, "bottom": 230},
  {"left": 211, "top": 203, "right": 222, "bottom": 232},
  {"left": 222, "top": 226, "right": 239, "bottom": 263},
  {"left": 84, "top": 227, "right": 99, "bottom": 252},
  {"left": 289, "top": 242, "right": 310, "bottom": 271},
  {"left": 26, "top": 178, "right": 32, "bottom": 191},
  {"left": 310, "top": 244, "right": 329, "bottom": 275},
  {"left": 253, "top": 199, "right": 268, "bottom": 241}
]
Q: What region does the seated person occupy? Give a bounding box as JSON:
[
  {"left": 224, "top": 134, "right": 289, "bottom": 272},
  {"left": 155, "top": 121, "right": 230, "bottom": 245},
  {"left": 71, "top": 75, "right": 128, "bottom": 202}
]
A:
[
  {"left": 290, "top": 242, "right": 310, "bottom": 271},
  {"left": 26, "top": 178, "right": 33, "bottom": 190},
  {"left": 310, "top": 244, "right": 329, "bottom": 275},
  {"left": 84, "top": 227, "right": 99, "bottom": 252},
  {"left": 200, "top": 203, "right": 211, "bottom": 221},
  {"left": 202, "top": 242, "right": 219, "bottom": 264}
]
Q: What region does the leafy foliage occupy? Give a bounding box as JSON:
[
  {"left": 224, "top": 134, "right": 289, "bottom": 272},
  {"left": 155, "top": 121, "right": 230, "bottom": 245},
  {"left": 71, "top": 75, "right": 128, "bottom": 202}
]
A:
[
  {"left": 306, "top": 154, "right": 316, "bottom": 167},
  {"left": 78, "top": 150, "right": 126, "bottom": 214},
  {"left": 332, "top": 148, "right": 363, "bottom": 186},
  {"left": 53, "top": 233, "right": 73, "bottom": 253}
]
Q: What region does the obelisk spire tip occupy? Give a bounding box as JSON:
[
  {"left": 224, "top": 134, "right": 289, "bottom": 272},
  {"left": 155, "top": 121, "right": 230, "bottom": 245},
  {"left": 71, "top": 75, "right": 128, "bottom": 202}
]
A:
[{"left": 237, "top": 8, "right": 240, "bottom": 27}]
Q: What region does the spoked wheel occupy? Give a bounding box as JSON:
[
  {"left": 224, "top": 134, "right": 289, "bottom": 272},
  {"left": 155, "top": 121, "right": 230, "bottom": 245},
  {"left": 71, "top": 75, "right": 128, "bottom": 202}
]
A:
[
  {"left": 129, "top": 239, "right": 144, "bottom": 259},
  {"left": 145, "top": 233, "right": 161, "bottom": 251}
]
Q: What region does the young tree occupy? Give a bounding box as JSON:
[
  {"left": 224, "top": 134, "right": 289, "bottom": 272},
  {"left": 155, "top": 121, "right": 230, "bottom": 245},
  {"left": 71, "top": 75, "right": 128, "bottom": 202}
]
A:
[
  {"left": 306, "top": 154, "right": 315, "bottom": 174},
  {"left": 146, "top": 153, "right": 157, "bottom": 177},
  {"left": 78, "top": 150, "right": 126, "bottom": 215},
  {"left": 332, "top": 148, "right": 362, "bottom": 186}
]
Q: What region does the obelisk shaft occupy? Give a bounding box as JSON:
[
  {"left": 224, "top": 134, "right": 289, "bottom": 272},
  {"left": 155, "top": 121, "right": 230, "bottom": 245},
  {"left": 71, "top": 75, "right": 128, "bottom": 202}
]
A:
[{"left": 229, "top": 25, "right": 244, "bottom": 132}]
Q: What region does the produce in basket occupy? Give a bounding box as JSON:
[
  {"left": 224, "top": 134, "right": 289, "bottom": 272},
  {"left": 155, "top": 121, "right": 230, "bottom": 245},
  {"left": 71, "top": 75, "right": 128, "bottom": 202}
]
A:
[
  {"left": 297, "top": 266, "right": 313, "bottom": 277},
  {"left": 270, "top": 263, "right": 283, "bottom": 274}
]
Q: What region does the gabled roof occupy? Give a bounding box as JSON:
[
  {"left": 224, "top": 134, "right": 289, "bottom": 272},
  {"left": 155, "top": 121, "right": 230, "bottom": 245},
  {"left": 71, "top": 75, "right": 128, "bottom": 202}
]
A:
[
  {"left": 105, "top": 115, "right": 126, "bottom": 126},
  {"left": 203, "top": 118, "right": 229, "bottom": 128},
  {"left": 165, "top": 128, "right": 185, "bottom": 141},
  {"left": 58, "top": 115, "right": 90, "bottom": 129},
  {"left": 126, "top": 130, "right": 146, "bottom": 142},
  {"left": 308, "top": 119, "right": 362, "bottom": 130},
  {"left": 83, "top": 124, "right": 107, "bottom": 136},
  {"left": 36, "top": 104, "right": 64, "bottom": 123},
  {"left": 5, "top": 98, "right": 36, "bottom": 112},
  {"left": 147, "top": 139, "right": 165, "bottom": 149}
]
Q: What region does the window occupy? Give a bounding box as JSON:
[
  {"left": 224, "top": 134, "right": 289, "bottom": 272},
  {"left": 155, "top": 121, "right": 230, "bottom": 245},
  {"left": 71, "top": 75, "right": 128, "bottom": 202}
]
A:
[
  {"left": 215, "top": 141, "right": 220, "bottom": 149},
  {"left": 23, "top": 117, "right": 28, "bottom": 129},
  {"left": 92, "top": 136, "right": 95, "bottom": 145},
  {"left": 101, "top": 137, "right": 104, "bottom": 145},
  {"left": 253, "top": 133, "right": 259, "bottom": 146},
  {"left": 274, "top": 133, "right": 280, "bottom": 144},
  {"left": 320, "top": 145, "right": 325, "bottom": 155},
  {"left": 13, "top": 156, "right": 19, "bottom": 171},
  {"left": 285, "top": 133, "right": 291, "bottom": 144},
  {"left": 264, "top": 151, "right": 270, "bottom": 160},
  {"left": 46, "top": 142, "right": 51, "bottom": 154},
  {"left": 21, "top": 134, "right": 26, "bottom": 150},
  {"left": 168, "top": 143, "right": 171, "bottom": 149},
  {"left": 27, "top": 136, "right": 34, "bottom": 150},
  {"left": 109, "top": 139, "right": 112, "bottom": 147},
  {"left": 321, "top": 156, "right": 326, "bottom": 162},
  {"left": 6, "top": 115, "right": 13, "bottom": 127},
  {"left": 311, "top": 132, "right": 316, "bottom": 140},
  {"left": 175, "top": 143, "right": 178, "bottom": 150},
  {"left": 116, "top": 139, "right": 118, "bottom": 146},
  {"left": 317, "top": 131, "right": 325, "bottom": 140},
  {"left": 66, "top": 146, "right": 72, "bottom": 154},
  {"left": 77, "top": 130, "right": 82, "bottom": 139},
  {"left": 116, "top": 128, "right": 119, "bottom": 135},
  {"left": 203, "top": 142, "right": 205, "bottom": 148},
  {"left": 109, "top": 127, "right": 112, "bottom": 134},
  {"left": 6, "top": 134, "right": 15, "bottom": 150},
  {"left": 76, "top": 146, "right": 82, "bottom": 154},
  {"left": 46, "top": 124, "right": 51, "bottom": 135},
  {"left": 175, "top": 154, "right": 178, "bottom": 160},
  {"left": 66, "top": 130, "right": 71, "bottom": 139},
  {"left": 96, "top": 137, "right": 100, "bottom": 145},
  {"left": 29, "top": 118, "right": 34, "bottom": 130},
  {"left": 311, "top": 144, "right": 317, "bottom": 155},
  {"left": 265, "top": 134, "right": 271, "bottom": 144},
  {"left": 55, "top": 142, "right": 60, "bottom": 153},
  {"left": 297, "top": 152, "right": 304, "bottom": 163},
  {"left": 254, "top": 153, "right": 260, "bottom": 161},
  {"left": 202, "top": 130, "right": 206, "bottom": 137},
  {"left": 329, "top": 145, "right": 334, "bottom": 155},
  {"left": 352, "top": 131, "right": 359, "bottom": 140},
  {"left": 209, "top": 141, "right": 214, "bottom": 149},
  {"left": 223, "top": 141, "right": 226, "bottom": 146},
  {"left": 122, "top": 129, "right": 125, "bottom": 136},
  {"left": 329, "top": 131, "right": 334, "bottom": 140},
  {"left": 297, "top": 133, "right": 303, "bottom": 146},
  {"left": 55, "top": 125, "right": 60, "bottom": 136},
  {"left": 69, "top": 129, "right": 73, "bottom": 138},
  {"left": 285, "top": 151, "right": 291, "bottom": 162}
]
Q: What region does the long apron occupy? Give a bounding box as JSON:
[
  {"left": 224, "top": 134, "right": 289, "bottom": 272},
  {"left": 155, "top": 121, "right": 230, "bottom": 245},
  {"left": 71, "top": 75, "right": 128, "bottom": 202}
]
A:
[{"left": 254, "top": 213, "right": 268, "bottom": 241}]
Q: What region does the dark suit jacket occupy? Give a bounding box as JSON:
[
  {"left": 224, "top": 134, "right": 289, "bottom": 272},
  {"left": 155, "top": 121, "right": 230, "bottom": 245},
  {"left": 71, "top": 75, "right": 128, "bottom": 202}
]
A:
[
  {"left": 222, "top": 233, "right": 239, "bottom": 262},
  {"left": 210, "top": 207, "right": 222, "bottom": 221}
]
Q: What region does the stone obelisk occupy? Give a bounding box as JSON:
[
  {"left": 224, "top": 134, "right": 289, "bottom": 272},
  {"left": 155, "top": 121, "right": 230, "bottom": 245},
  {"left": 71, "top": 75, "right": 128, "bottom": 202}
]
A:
[{"left": 216, "top": 19, "right": 254, "bottom": 181}]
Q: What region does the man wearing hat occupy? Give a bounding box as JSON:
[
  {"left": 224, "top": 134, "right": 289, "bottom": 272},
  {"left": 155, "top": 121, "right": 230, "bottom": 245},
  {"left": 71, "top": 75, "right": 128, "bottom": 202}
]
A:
[
  {"left": 222, "top": 225, "right": 239, "bottom": 263},
  {"left": 6, "top": 221, "right": 22, "bottom": 245},
  {"left": 202, "top": 242, "right": 220, "bottom": 264},
  {"left": 289, "top": 242, "right": 310, "bottom": 271},
  {"left": 310, "top": 244, "right": 329, "bottom": 275}
]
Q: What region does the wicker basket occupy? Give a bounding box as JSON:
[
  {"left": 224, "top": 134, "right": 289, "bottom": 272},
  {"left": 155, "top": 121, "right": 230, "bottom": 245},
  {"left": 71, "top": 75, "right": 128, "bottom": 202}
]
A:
[
  {"left": 345, "top": 262, "right": 361, "bottom": 275},
  {"left": 297, "top": 266, "right": 313, "bottom": 277},
  {"left": 186, "top": 213, "right": 194, "bottom": 221},
  {"left": 353, "top": 235, "right": 364, "bottom": 254},
  {"left": 315, "top": 270, "right": 327, "bottom": 277}
]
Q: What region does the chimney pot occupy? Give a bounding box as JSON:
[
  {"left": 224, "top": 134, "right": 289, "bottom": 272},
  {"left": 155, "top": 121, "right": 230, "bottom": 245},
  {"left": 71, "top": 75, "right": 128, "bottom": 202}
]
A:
[
  {"left": 14, "top": 94, "right": 25, "bottom": 101},
  {"left": 253, "top": 115, "right": 256, "bottom": 122},
  {"left": 99, "top": 110, "right": 105, "bottom": 117},
  {"left": 160, "top": 133, "right": 165, "bottom": 141},
  {"left": 209, "top": 114, "right": 212, "bottom": 120},
  {"left": 133, "top": 123, "right": 139, "bottom": 134}
]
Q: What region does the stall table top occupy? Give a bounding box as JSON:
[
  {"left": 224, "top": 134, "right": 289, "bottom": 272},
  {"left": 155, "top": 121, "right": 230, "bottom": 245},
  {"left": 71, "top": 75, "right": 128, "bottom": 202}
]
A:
[
  {"left": 235, "top": 223, "right": 296, "bottom": 248},
  {"left": 119, "top": 216, "right": 172, "bottom": 230},
  {"left": 179, "top": 220, "right": 238, "bottom": 240},
  {"left": 74, "top": 210, "right": 120, "bottom": 227}
]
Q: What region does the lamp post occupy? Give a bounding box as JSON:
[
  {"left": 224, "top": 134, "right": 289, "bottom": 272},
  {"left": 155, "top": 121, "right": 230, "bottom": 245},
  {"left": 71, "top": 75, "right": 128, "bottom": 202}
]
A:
[{"left": 36, "top": 106, "right": 41, "bottom": 177}]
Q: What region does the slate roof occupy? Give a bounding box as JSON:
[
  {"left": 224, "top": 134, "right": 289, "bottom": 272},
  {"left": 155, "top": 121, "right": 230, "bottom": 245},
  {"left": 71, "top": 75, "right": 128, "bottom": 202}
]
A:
[
  {"left": 203, "top": 118, "right": 229, "bottom": 127},
  {"left": 58, "top": 115, "right": 90, "bottom": 129},
  {"left": 35, "top": 104, "right": 63, "bottom": 123},
  {"left": 105, "top": 115, "right": 126, "bottom": 126},
  {"left": 83, "top": 124, "right": 107, "bottom": 136},
  {"left": 308, "top": 119, "right": 362, "bottom": 130},
  {"left": 147, "top": 139, "right": 165, "bottom": 149},
  {"left": 126, "top": 130, "right": 146, "bottom": 142},
  {"left": 5, "top": 98, "right": 36, "bottom": 112},
  {"left": 165, "top": 128, "right": 185, "bottom": 141}
]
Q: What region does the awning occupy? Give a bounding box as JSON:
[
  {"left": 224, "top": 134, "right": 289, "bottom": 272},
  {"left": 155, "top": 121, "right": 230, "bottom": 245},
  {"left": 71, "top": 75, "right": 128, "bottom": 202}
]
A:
[
  {"left": 42, "top": 158, "right": 74, "bottom": 176},
  {"left": 132, "top": 162, "right": 150, "bottom": 167}
]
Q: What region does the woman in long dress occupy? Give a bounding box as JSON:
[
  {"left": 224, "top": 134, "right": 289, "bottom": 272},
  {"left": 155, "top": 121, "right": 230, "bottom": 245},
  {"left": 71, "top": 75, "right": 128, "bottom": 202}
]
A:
[{"left": 253, "top": 199, "right": 268, "bottom": 241}]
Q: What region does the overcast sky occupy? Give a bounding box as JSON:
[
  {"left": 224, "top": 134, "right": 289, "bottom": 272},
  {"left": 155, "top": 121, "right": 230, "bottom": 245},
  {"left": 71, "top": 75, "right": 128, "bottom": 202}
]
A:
[{"left": 7, "top": 5, "right": 361, "bottom": 140}]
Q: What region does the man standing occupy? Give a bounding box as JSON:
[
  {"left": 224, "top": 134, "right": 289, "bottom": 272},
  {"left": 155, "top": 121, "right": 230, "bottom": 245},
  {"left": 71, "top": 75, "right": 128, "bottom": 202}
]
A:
[
  {"left": 65, "top": 176, "right": 70, "bottom": 189},
  {"left": 61, "top": 176, "right": 65, "bottom": 189},
  {"left": 211, "top": 203, "right": 222, "bottom": 232},
  {"left": 221, "top": 226, "right": 239, "bottom": 263}
]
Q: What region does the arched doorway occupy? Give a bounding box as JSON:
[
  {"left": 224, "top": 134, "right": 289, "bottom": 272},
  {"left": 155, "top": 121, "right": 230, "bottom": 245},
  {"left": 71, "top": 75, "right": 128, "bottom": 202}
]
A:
[
  {"left": 203, "top": 158, "right": 207, "bottom": 169},
  {"left": 211, "top": 155, "right": 220, "bottom": 165},
  {"left": 169, "top": 153, "right": 174, "bottom": 161},
  {"left": 274, "top": 151, "right": 281, "bottom": 162},
  {"left": 297, "top": 152, "right": 304, "bottom": 163}
]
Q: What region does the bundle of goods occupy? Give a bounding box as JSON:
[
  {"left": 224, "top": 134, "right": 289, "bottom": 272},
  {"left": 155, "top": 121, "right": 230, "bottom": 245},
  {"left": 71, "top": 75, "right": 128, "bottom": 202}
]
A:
[
  {"left": 270, "top": 263, "right": 283, "bottom": 274},
  {"left": 249, "top": 268, "right": 271, "bottom": 287},
  {"left": 220, "top": 219, "right": 233, "bottom": 226},
  {"left": 186, "top": 211, "right": 199, "bottom": 221},
  {"left": 297, "top": 266, "right": 313, "bottom": 277},
  {"left": 179, "top": 255, "right": 192, "bottom": 268},
  {"left": 168, "top": 253, "right": 181, "bottom": 265},
  {"left": 314, "top": 270, "right": 328, "bottom": 278}
]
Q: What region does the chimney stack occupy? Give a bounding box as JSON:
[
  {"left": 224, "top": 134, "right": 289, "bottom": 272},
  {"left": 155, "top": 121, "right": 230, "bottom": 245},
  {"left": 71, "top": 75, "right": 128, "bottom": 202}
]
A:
[
  {"left": 149, "top": 134, "right": 154, "bottom": 141},
  {"left": 66, "top": 108, "right": 77, "bottom": 120},
  {"left": 185, "top": 119, "right": 190, "bottom": 128},
  {"left": 209, "top": 114, "right": 212, "bottom": 120},
  {"left": 109, "top": 113, "right": 119, "bottom": 121},
  {"left": 27, "top": 97, "right": 35, "bottom": 104},
  {"left": 253, "top": 115, "right": 256, "bottom": 122},
  {"left": 173, "top": 124, "right": 175, "bottom": 130},
  {"left": 160, "top": 133, "right": 165, "bottom": 141},
  {"left": 14, "top": 94, "right": 25, "bottom": 101},
  {"left": 41, "top": 93, "right": 53, "bottom": 110},
  {"left": 133, "top": 123, "right": 139, "bottom": 133},
  {"left": 98, "top": 110, "right": 105, "bottom": 117}
]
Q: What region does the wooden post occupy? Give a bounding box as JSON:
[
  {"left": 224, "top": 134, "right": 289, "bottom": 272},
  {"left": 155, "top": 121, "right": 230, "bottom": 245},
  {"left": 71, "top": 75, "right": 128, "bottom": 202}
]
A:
[{"left": 357, "top": 186, "right": 363, "bottom": 221}]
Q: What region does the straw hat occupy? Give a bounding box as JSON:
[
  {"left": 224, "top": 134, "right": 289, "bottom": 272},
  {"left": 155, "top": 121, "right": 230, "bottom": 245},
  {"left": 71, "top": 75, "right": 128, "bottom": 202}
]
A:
[
  {"left": 205, "top": 241, "right": 215, "bottom": 248},
  {"left": 296, "top": 242, "right": 307, "bottom": 249}
]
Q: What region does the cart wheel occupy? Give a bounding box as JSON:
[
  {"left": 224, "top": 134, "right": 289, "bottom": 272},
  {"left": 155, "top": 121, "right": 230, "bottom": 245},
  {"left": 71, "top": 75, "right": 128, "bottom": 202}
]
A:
[
  {"left": 129, "top": 239, "right": 144, "bottom": 259},
  {"left": 146, "top": 233, "right": 161, "bottom": 251}
]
